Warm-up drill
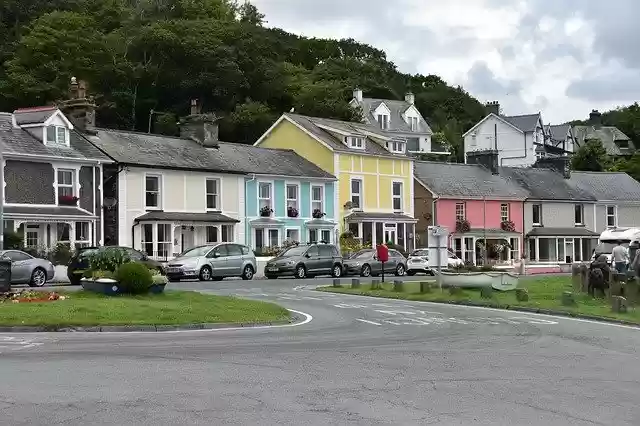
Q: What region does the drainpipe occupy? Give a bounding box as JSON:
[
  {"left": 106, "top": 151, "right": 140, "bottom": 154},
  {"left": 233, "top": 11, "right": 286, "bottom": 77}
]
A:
[{"left": 131, "top": 222, "right": 137, "bottom": 250}]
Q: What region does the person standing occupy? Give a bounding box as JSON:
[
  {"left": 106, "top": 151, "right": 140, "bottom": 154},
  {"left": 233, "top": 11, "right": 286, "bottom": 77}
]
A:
[{"left": 612, "top": 240, "right": 629, "bottom": 273}]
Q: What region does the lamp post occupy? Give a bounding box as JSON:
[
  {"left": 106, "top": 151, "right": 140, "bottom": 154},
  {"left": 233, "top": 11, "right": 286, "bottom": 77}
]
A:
[{"left": 0, "top": 151, "right": 4, "bottom": 250}]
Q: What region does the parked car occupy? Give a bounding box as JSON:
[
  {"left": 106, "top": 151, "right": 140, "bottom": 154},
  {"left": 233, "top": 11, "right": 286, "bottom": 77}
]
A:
[
  {"left": 264, "top": 243, "right": 343, "bottom": 279},
  {"left": 67, "top": 246, "right": 166, "bottom": 285},
  {"left": 166, "top": 243, "right": 256, "bottom": 282},
  {"left": 0, "top": 250, "right": 55, "bottom": 287},
  {"left": 406, "top": 249, "right": 435, "bottom": 276},
  {"left": 343, "top": 249, "right": 407, "bottom": 277}
]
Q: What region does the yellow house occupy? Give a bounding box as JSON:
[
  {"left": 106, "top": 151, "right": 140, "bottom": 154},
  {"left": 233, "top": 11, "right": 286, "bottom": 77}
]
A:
[{"left": 255, "top": 113, "right": 416, "bottom": 251}]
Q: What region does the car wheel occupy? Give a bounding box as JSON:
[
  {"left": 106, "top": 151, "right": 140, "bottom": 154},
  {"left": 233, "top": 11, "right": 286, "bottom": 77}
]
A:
[
  {"left": 406, "top": 270, "right": 415, "bottom": 276},
  {"left": 332, "top": 264, "right": 343, "bottom": 278},
  {"left": 199, "top": 266, "right": 212, "bottom": 281},
  {"left": 29, "top": 267, "right": 47, "bottom": 287},
  {"left": 395, "top": 264, "right": 406, "bottom": 276},
  {"left": 241, "top": 265, "right": 254, "bottom": 280},
  {"left": 295, "top": 265, "right": 307, "bottom": 279},
  {"left": 360, "top": 264, "right": 371, "bottom": 277}
]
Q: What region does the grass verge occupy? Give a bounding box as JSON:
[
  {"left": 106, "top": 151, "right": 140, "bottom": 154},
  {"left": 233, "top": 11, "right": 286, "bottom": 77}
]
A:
[
  {"left": 318, "top": 277, "right": 640, "bottom": 324},
  {"left": 0, "top": 290, "right": 290, "bottom": 327}
]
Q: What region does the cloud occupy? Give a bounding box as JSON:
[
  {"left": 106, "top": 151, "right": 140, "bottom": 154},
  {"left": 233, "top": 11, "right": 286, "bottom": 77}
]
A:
[{"left": 251, "top": 0, "right": 640, "bottom": 123}]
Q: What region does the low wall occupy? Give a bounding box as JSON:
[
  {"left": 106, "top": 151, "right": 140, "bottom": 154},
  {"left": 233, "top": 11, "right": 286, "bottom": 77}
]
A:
[{"left": 255, "top": 257, "right": 274, "bottom": 278}]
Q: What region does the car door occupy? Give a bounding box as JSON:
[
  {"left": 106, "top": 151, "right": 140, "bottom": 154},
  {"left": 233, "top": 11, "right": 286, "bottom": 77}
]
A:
[
  {"left": 4, "top": 251, "right": 33, "bottom": 283},
  {"left": 207, "top": 244, "right": 229, "bottom": 276},
  {"left": 318, "top": 245, "right": 334, "bottom": 274},
  {"left": 225, "top": 244, "right": 244, "bottom": 276},
  {"left": 304, "top": 246, "right": 321, "bottom": 273}
]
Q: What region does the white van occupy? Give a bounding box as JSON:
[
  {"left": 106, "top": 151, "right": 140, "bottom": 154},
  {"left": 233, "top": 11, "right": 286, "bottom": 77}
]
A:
[{"left": 592, "top": 227, "right": 640, "bottom": 263}]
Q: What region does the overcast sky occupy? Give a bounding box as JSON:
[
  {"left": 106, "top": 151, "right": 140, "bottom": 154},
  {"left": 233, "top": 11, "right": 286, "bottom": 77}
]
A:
[{"left": 252, "top": 0, "right": 639, "bottom": 124}]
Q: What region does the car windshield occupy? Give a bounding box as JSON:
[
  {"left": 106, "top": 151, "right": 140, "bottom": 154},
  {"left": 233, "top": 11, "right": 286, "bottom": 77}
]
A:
[
  {"left": 279, "top": 246, "right": 309, "bottom": 257},
  {"left": 180, "top": 246, "right": 213, "bottom": 257},
  {"left": 595, "top": 241, "right": 629, "bottom": 255},
  {"left": 410, "top": 250, "right": 428, "bottom": 257},
  {"left": 352, "top": 250, "right": 374, "bottom": 260}
]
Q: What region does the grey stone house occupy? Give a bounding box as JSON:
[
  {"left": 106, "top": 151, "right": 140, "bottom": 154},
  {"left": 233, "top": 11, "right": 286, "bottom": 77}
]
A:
[
  {"left": 572, "top": 110, "right": 635, "bottom": 158},
  {"left": 0, "top": 81, "right": 111, "bottom": 250}
]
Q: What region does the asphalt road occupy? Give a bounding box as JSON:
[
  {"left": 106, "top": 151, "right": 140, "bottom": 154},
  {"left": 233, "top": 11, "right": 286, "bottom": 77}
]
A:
[{"left": 1, "top": 277, "right": 639, "bottom": 425}]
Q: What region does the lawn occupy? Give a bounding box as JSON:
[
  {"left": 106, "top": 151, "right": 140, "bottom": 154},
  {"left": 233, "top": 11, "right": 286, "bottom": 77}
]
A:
[
  {"left": 0, "top": 290, "right": 290, "bottom": 327},
  {"left": 319, "top": 276, "right": 640, "bottom": 324}
]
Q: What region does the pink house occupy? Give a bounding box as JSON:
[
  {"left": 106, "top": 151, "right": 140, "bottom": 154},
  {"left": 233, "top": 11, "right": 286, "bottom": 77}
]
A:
[{"left": 414, "top": 158, "right": 528, "bottom": 265}]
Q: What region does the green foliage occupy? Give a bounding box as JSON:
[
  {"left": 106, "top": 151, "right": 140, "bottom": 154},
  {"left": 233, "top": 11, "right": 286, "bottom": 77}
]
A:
[
  {"left": 3, "top": 230, "right": 23, "bottom": 250},
  {"left": 115, "top": 262, "right": 153, "bottom": 294},
  {"left": 571, "top": 139, "right": 611, "bottom": 172},
  {"left": 49, "top": 243, "right": 73, "bottom": 265},
  {"left": 88, "top": 248, "right": 131, "bottom": 273}
]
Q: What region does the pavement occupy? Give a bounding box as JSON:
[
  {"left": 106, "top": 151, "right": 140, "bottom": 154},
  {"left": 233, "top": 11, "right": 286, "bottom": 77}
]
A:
[{"left": 1, "top": 276, "right": 640, "bottom": 425}]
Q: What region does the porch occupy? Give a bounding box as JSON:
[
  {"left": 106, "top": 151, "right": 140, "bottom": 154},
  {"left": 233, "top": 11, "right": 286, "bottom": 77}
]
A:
[
  {"left": 451, "top": 229, "right": 521, "bottom": 266},
  {"left": 248, "top": 217, "right": 339, "bottom": 251},
  {"left": 526, "top": 227, "right": 599, "bottom": 264},
  {"left": 133, "top": 211, "right": 239, "bottom": 260},
  {"left": 345, "top": 212, "right": 417, "bottom": 252}
]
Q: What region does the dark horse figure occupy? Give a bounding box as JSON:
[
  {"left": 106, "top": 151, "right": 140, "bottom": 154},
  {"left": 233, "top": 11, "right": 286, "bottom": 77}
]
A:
[{"left": 589, "top": 254, "right": 610, "bottom": 297}]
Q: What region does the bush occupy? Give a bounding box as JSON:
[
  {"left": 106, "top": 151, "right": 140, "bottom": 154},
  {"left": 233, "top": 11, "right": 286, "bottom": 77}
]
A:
[
  {"left": 49, "top": 243, "right": 73, "bottom": 265},
  {"left": 116, "top": 262, "right": 153, "bottom": 294},
  {"left": 3, "top": 230, "right": 23, "bottom": 250},
  {"left": 89, "top": 248, "right": 131, "bottom": 273}
]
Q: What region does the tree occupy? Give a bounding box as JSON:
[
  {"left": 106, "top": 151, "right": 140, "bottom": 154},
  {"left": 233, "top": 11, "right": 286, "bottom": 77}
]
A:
[
  {"left": 238, "top": 1, "right": 264, "bottom": 25},
  {"left": 571, "top": 139, "right": 611, "bottom": 171},
  {"left": 220, "top": 100, "right": 276, "bottom": 143}
]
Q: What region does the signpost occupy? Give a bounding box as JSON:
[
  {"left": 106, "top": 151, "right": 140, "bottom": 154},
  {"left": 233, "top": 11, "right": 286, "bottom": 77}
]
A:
[
  {"left": 428, "top": 226, "right": 449, "bottom": 291},
  {"left": 376, "top": 244, "right": 389, "bottom": 282}
]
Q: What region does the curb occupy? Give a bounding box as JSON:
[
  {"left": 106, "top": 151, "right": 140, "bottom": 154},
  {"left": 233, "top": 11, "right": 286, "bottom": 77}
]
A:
[
  {"left": 318, "top": 289, "right": 640, "bottom": 328},
  {"left": 0, "top": 314, "right": 302, "bottom": 333}
]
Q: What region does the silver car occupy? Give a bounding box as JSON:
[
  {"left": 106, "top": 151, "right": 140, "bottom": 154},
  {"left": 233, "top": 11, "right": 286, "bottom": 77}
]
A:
[
  {"left": 165, "top": 243, "right": 257, "bottom": 282},
  {"left": 0, "top": 250, "right": 55, "bottom": 287}
]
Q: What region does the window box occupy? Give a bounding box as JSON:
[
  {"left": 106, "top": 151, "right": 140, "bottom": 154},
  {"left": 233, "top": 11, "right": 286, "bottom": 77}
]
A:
[
  {"left": 312, "top": 209, "right": 326, "bottom": 219},
  {"left": 500, "top": 220, "right": 516, "bottom": 232},
  {"left": 455, "top": 219, "right": 470, "bottom": 233},
  {"left": 260, "top": 206, "right": 274, "bottom": 217},
  {"left": 58, "top": 195, "right": 79, "bottom": 206},
  {"left": 287, "top": 206, "right": 299, "bottom": 218}
]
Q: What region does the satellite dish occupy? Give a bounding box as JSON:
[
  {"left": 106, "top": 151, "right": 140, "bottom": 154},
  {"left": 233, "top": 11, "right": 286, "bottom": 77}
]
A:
[{"left": 103, "top": 197, "right": 117, "bottom": 208}]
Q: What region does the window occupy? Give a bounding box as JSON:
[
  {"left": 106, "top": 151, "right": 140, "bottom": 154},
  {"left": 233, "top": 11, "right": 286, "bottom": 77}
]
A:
[
  {"left": 286, "top": 229, "right": 300, "bottom": 243},
  {"left": 392, "top": 182, "right": 403, "bottom": 212},
  {"left": 574, "top": 204, "right": 584, "bottom": 225},
  {"left": 377, "top": 114, "right": 390, "bottom": 129},
  {"left": 346, "top": 136, "right": 364, "bottom": 149},
  {"left": 57, "top": 169, "right": 74, "bottom": 197},
  {"left": 501, "top": 204, "right": 509, "bottom": 222},
  {"left": 206, "top": 226, "right": 219, "bottom": 244},
  {"left": 464, "top": 237, "right": 474, "bottom": 264},
  {"left": 157, "top": 224, "right": 171, "bottom": 258},
  {"left": 268, "top": 229, "right": 279, "bottom": 247},
  {"left": 286, "top": 184, "right": 299, "bottom": 212},
  {"left": 532, "top": 204, "right": 542, "bottom": 225},
  {"left": 145, "top": 175, "right": 161, "bottom": 209},
  {"left": 221, "top": 224, "right": 234, "bottom": 242},
  {"left": 254, "top": 229, "right": 279, "bottom": 249},
  {"left": 350, "top": 179, "right": 362, "bottom": 209},
  {"left": 387, "top": 141, "right": 405, "bottom": 154},
  {"left": 26, "top": 225, "right": 39, "bottom": 248},
  {"left": 606, "top": 205, "right": 617, "bottom": 227},
  {"left": 46, "top": 126, "right": 56, "bottom": 144},
  {"left": 455, "top": 203, "right": 465, "bottom": 221},
  {"left": 75, "top": 222, "right": 90, "bottom": 247},
  {"left": 509, "top": 238, "right": 519, "bottom": 261},
  {"left": 142, "top": 224, "right": 153, "bottom": 256},
  {"left": 211, "top": 245, "right": 228, "bottom": 258},
  {"left": 321, "top": 230, "right": 331, "bottom": 243},
  {"left": 255, "top": 228, "right": 264, "bottom": 249},
  {"left": 258, "top": 182, "right": 272, "bottom": 210},
  {"left": 408, "top": 116, "right": 418, "bottom": 131},
  {"left": 453, "top": 238, "right": 463, "bottom": 259},
  {"left": 311, "top": 185, "right": 323, "bottom": 214},
  {"left": 46, "top": 126, "right": 67, "bottom": 145},
  {"left": 309, "top": 229, "right": 318, "bottom": 243},
  {"left": 227, "top": 244, "right": 243, "bottom": 257},
  {"left": 3, "top": 251, "right": 31, "bottom": 262},
  {"left": 56, "top": 223, "right": 70, "bottom": 242},
  {"left": 206, "top": 178, "right": 219, "bottom": 210}
]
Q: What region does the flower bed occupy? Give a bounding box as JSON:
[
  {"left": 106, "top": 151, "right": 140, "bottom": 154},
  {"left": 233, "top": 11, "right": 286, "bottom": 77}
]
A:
[{"left": 1, "top": 289, "right": 67, "bottom": 304}]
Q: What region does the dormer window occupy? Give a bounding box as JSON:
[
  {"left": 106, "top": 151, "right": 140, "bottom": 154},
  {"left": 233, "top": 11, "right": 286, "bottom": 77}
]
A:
[
  {"left": 46, "top": 125, "right": 68, "bottom": 145},
  {"left": 387, "top": 140, "right": 405, "bottom": 154},
  {"left": 408, "top": 116, "right": 418, "bottom": 131},
  {"left": 377, "top": 114, "right": 390, "bottom": 130},
  {"left": 346, "top": 136, "right": 365, "bottom": 149}
]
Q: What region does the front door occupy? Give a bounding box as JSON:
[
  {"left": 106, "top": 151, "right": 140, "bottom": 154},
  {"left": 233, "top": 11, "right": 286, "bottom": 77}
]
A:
[
  {"left": 384, "top": 224, "right": 397, "bottom": 245},
  {"left": 181, "top": 227, "right": 195, "bottom": 253}
]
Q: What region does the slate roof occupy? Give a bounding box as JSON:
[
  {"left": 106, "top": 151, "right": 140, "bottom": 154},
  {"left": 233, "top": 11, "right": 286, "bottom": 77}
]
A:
[
  {"left": 284, "top": 113, "right": 408, "bottom": 158},
  {"left": 548, "top": 124, "right": 571, "bottom": 142},
  {"left": 13, "top": 106, "right": 57, "bottom": 125},
  {"left": 135, "top": 211, "right": 239, "bottom": 223},
  {"left": 88, "top": 128, "right": 334, "bottom": 178},
  {"left": 569, "top": 172, "right": 640, "bottom": 201},
  {"left": 354, "top": 98, "right": 433, "bottom": 135},
  {"left": 502, "top": 114, "right": 540, "bottom": 132},
  {"left": 572, "top": 125, "right": 634, "bottom": 156},
  {"left": 3, "top": 206, "right": 94, "bottom": 217},
  {"left": 345, "top": 212, "right": 417, "bottom": 221},
  {"left": 413, "top": 161, "right": 529, "bottom": 199},
  {"left": 0, "top": 112, "right": 111, "bottom": 162},
  {"left": 499, "top": 167, "right": 596, "bottom": 201}
]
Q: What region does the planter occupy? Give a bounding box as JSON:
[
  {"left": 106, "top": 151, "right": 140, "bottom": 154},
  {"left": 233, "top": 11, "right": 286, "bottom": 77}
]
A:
[
  {"left": 81, "top": 278, "right": 122, "bottom": 295},
  {"left": 436, "top": 271, "right": 519, "bottom": 291},
  {"left": 58, "top": 196, "right": 79, "bottom": 206}
]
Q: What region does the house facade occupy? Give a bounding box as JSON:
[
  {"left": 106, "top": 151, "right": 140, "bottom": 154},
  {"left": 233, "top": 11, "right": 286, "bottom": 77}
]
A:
[
  {"left": 255, "top": 113, "right": 417, "bottom": 251},
  {"left": 572, "top": 110, "right": 635, "bottom": 158},
  {"left": 0, "top": 98, "right": 111, "bottom": 251},
  {"left": 349, "top": 88, "right": 442, "bottom": 155}
]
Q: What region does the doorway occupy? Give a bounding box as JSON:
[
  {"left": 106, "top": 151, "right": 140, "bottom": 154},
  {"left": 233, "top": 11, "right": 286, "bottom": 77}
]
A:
[
  {"left": 181, "top": 226, "right": 195, "bottom": 253},
  {"left": 384, "top": 223, "right": 397, "bottom": 245}
]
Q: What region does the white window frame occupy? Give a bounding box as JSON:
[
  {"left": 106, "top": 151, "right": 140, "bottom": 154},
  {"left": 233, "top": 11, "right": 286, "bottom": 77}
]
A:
[
  {"left": 75, "top": 221, "right": 91, "bottom": 247},
  {"left": 311, "top": 184, "right": 324, "bottom": 215},
  {"left": 25, "top": 225, "right": 40, "bottom": 248},
  {"left": 387, "top": 141, "right": 406, "bottom": 154},
  {"left": 254, "top": 228, "right": 280, "bottom": 250},
  {"left": 46, "top": 125, "right": 68, "bottom": 145},
  {"left": 157, "top": 223, "right": 172, "bottom": 259},
  {"left": 350, "top": 177, "right": 363, "bottom": 210},
  {"left": 346, "top": 136, "right": 365, "bottom": 150},
  {"left": 206, "top": 226, "right": 220, "bottom": 244},
  {"left": 285, "top": 183, "right": 299, "bottom": 214},
  {"left": 509, "top": 237, "right": 519, "bottom": 261},
  {"left": 574, "top": 204, "right": 584, "bottom": 225},
  {"left": 267, "top": 228, "right": 280, "bottom": 248},
  {"left": 500, "top": 204, "right": 509, "bottom": 222},
  {"left": 377, "top": 114, "right": 390, "bottom": 130},
  {"left": 532, "top": 204, "right": 542, "bottom": 225},
  {"left": 606, "top": 205, "right": 617, "bottom": 227},
  {"left": 321, "top": 229, "right": 332, "bottom": 244},
  {"left": 56, "top": 169, "right": 75, "bottom": 198},
  {"left": 145, "top": 174, "right": 162, "bottom": 210},
  {"left": 455, "top": 202, "right": 466, "bottom": 221},
  {"left": 408, "top": 116, "right": 418, "bottom": 131},
  {"left": 285, "top": 227, "right": 300, "bottom": 244},
  {"left": 258, "top": 181, "right": 273, "bottom": 212},
  {"left": 205, "top": 178, "right": 220, "bottom": 211},
  {"left": 392, "top": 181, "right": 403, "bottom": 212},
  {"left": 141, "top": 223, "right": 154, "bottom": 256},
  {"left": 308, "top": 229, "right": 318, "bottom": 244}
]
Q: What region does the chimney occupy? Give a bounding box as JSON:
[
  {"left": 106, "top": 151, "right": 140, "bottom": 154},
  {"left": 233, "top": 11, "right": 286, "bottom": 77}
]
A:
[
  {"left": 58, "top": 76, "right": 96, "bottom": 132},
  {"left": 353, "top": 87, "right": 363, "bottom": 102},
  {"left": 179, "top": 99, "right": 220, "bottom": 148},
  {"left": 485, "top": 101, "right": 500, "bottom": 116},
  {"left": 466, "top": 149, "right": 499, "bottom": 175},
  {"left": 533, "top": 156, "right": 571, "bottom": 179},
  {"left": 589, "top": 109, "right": 602, "bottom": 128},
  {"left": 405, "top": 92, "right": 415, "bottom": 105}
]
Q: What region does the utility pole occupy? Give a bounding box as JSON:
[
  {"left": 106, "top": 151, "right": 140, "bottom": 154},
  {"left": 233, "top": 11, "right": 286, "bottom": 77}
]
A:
[
  {"left": 0, "top": 151, "right": 4, "bottom": 250},
  {"left": 483, "top": 195, "right": 487, "bottom": 265}
]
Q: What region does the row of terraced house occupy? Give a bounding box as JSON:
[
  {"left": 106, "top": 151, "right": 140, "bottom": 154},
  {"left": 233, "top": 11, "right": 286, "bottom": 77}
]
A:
[{"left": 1, "top": 80, "right": 639, "bottom": 267}]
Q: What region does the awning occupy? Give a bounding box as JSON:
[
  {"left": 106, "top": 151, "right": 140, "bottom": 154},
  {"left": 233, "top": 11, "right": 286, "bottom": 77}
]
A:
[
  {"left": 345, "top": 212, "right": 417, "bottom": 222},
  {"left": 249, "top": 217, "right": 284, "bottom": 228},
  {"left": 453, "top": 228, "right": 521, "bottom": 237},
  {"left": 526, "top": 227, "right": 599, "bottom": 237},
  {"left": 134, "top": 211, "right": 239, "bottom": 223},
  {"left": 3, "top": 205, "right": 96, "bottom": 220},
  {"left": 305, "top": 219, "right": 337, "bottom": 229}
]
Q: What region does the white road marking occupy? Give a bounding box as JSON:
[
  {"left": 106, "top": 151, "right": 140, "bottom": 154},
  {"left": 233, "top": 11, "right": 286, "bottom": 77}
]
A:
[
  {"left": 374, "top": 310, "right": 418, "bottom": 316},
  {"left": 356, "top": 319, "right": 381, "bottom": 326},
  {"left": 382, "top": 320, "right": 401, "bottom": 325},
  {"left": 0, "top": 338, "right": 44, "bottom": 353},
  {"left": 333, "top": 303, "right": 368, "bottom": 309},
  {"left": 510, "top": 316, "right": 558, "bottom": 325},
  {"left": 300, "top": 296, "right": 322, "bottom": 300}
]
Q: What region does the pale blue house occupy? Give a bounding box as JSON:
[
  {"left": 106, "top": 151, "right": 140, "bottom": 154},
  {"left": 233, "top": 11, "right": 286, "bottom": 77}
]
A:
[{"left": 228, "top": 145, "right": 337, "bottom": 253}]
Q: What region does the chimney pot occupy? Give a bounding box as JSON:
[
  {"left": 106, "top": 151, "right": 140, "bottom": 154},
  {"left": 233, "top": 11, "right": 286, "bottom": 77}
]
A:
[
  {"left": 59, "top": 77, "right": 95, "bottom": 132},
  {"left": 466, "top": 149, "right": 499, "bottom": 175},
  {"left": 353, "top": 88, "right": 363, "bottom": 102},
  {"left": 405, "top": 92, "right": 415, "bottom": 105},
  {"left": 589, "top": 109, "right": 602, "bottom": 128},
  {"left": 179, "top": 109, "right": 219, "bottom": 149},
  {"left": 485, "top": 101, "right": 500, "bottom": 116}
]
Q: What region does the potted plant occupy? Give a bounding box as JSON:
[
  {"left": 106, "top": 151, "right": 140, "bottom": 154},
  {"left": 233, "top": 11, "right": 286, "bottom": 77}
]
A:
[
  {"left": 501, "top": 220, "right": 516, "bottom": 232},
  {"left": 455, "top": 219, "right": 471, "bottom": 233},
  {"left": 59, "top": 195, "right": 79, "bottom": 206},
  {"left": 312, "top": 209, "right": 326, "bottom": 219},
  {"left": 287, "top": 206, "right": 299, "bottom": 218},
  {"left": 260, "top": 205, "right": 273, "bottom": 217}
]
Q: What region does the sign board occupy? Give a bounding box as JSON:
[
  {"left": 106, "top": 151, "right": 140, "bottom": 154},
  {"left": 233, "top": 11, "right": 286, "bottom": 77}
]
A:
[{"left": 376, "top": 244, "right": 389, "bottom": 262}]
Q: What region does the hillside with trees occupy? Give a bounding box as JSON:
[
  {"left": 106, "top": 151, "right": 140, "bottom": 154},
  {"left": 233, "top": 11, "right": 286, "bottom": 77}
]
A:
[{"left": 0, "top": 0, "right": 487, "bottom": 160}]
